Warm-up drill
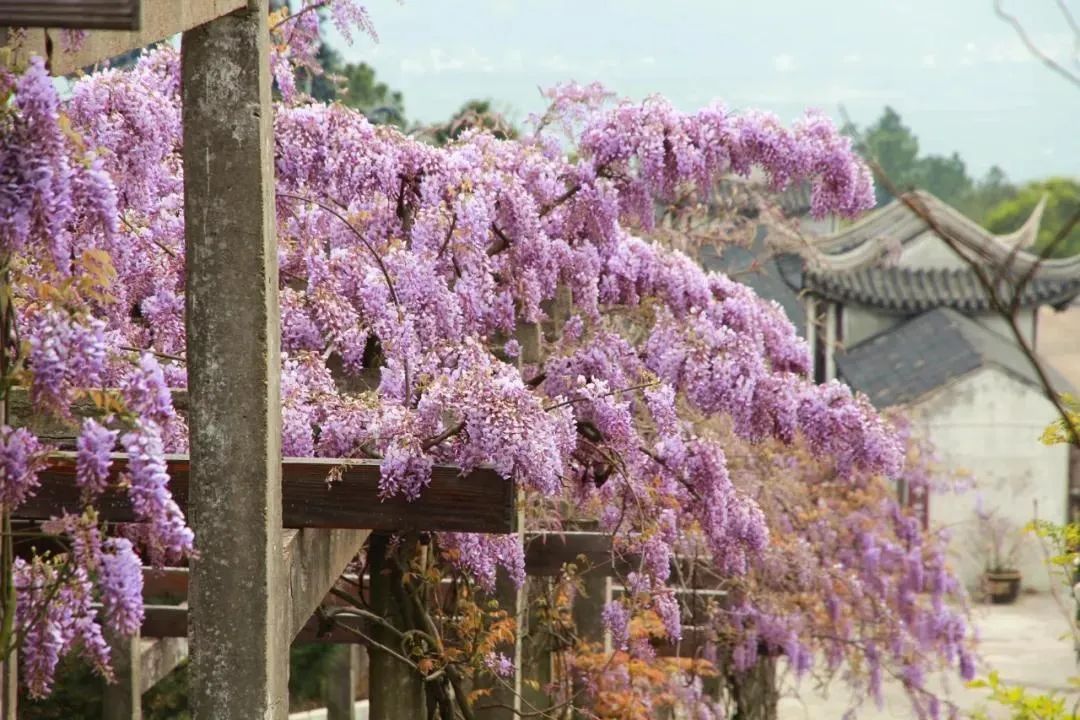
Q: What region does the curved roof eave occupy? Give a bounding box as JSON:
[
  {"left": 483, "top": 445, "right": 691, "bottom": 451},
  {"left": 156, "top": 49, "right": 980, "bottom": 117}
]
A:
[{"left": 814, "top": 191, "right": 1051, "bottom": 271}]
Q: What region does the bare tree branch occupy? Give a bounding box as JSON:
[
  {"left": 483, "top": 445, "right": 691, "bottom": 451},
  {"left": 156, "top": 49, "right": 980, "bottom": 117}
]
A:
[{"left": 994, "top": 0, "right": 1080, "bottom": 89}]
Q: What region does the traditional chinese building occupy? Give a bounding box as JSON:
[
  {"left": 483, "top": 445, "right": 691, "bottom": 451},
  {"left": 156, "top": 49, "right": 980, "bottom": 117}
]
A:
[{"left": 707, "top": 191, "right": 1080, "bottom": 592}]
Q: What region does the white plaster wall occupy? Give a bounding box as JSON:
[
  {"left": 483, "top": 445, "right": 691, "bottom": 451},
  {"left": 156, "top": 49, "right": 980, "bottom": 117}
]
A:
[
  {"left": 970, "top": 310, "right": 1036, "bottom": 347},
  {"left": 842, "top": 305, "right": 904, "bottom": 347},
  {"left": 916, "top": 367, "right": 1069, "bottom": 593}
]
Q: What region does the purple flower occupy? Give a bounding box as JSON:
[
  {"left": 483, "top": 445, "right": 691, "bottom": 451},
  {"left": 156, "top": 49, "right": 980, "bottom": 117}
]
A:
[
  {"left": 120, "top": 422, "right": 194, "bottom": 564},
  {"left": 0, "top": 426, "right": 47, "bottom": 508},
  {"left": 25, "top": 308, "right": 108, "bottom": 414},
  {"left": 99, "top": 538, "right": 144, "bottom": 636},
  {"left": 483, "top": 652, "right": 515, "bottom": 679},
  {"left": 76, "top": 419, "right": 117, "bottom": 494},
  {"left": 120, "top": 354, "right": 175, "bottom": 426},
  {"left": 602, "top": 601, "right": 630, "bottom": 651}
]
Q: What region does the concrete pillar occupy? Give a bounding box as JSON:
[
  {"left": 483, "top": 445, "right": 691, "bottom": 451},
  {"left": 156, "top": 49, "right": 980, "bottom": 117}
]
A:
[
  {"left": 368, "top": 534, "right": 426, "bottom": 720},
  {"left": 325, "top": 645, "right": 361, "bottom": 720},
  {"left": 103, "top": 630, "right": 141, "bottom": 720},
  {"left": 804, "top": 296, "right": 817, "bottom": 381},
  {"left": 182, "top": 2, "right": 288, "bottom": 718},
  {"left": 824, "top": 302, "right": 837, "bottom": 382}
]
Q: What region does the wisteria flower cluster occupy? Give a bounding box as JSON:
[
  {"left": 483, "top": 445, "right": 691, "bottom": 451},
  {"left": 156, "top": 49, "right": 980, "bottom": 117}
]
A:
[
  {"left": 0, "top": 4, "right": 970, "bottom": 713},
  {"left": 0, "top": 53, "right": 192, "bottom": 696}
]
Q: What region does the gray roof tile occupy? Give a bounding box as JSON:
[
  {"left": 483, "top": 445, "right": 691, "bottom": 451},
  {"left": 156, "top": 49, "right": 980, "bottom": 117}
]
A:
[
  {"left": 803, "top": 265, "right": 1080, "bottom": 314},
  {"left": 836, "top": 308, "right": 1075, "bottom": 407}
]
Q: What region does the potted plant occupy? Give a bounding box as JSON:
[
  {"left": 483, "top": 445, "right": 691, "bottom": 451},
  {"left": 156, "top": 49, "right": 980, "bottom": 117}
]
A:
[{"left": 973, "top": 507, "right": 1024, "bottom": 604}]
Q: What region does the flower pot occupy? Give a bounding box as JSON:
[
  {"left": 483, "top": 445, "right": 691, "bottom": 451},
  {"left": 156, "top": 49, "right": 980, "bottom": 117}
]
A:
[{"left": 984, "top": 570, "right": 1022, "bottom": 604}]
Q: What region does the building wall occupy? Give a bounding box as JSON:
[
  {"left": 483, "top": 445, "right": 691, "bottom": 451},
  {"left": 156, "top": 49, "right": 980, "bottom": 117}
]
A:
[
  {"left": 916, "top": 367, "right": 1069, "bottom": 593},
  {"left": 842, "top": 305, "right": 905, "bottom": 347},
  {"left": 971, "top": 309, "right": 1037, "bottom": 347},
  {"left": 1036, "top": 302, "right": 1080, "bottom": 389}
]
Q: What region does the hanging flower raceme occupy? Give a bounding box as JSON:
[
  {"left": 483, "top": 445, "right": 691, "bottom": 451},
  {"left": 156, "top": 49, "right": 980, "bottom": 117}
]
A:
[
  {"left": 0, "top": 5, "right": 954, "bottom": 710},
  {"left": 0, "top": 51, "right": 195, "bottom": 696}
]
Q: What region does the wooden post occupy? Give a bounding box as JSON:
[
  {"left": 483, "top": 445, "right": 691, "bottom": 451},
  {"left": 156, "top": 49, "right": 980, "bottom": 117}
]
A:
[
  {"left": 368, "top": 534, "right": 426, "bottom": 720},
  {"left": 475, "top": 320, "right": 542, "bottom": 719},
  {"left": 570, "top": 572, "right": 608, "bottom": 720},
  {"left": 0, "top": 653, "right": 13, "bottom": 720},
  {"left": 325, "top": 645, "right": 360, "bottom": 720},
  {"left": 182, "top": 1, "right": 288, "bottom": 718},
  {"left": 0, "top": 234, "right": 15, "bottom": 720},
  {"left": 102, "top": 630, "right": 141, "bottom": 720},
  {"left": 729, "top": 656, "right": 779, "bottom": 720},
  {"left": 474, "top": 568, "right": 524, "bottom": 719},
  {"left": 519, "top": 577, "right": 553, "bottom": 713}
]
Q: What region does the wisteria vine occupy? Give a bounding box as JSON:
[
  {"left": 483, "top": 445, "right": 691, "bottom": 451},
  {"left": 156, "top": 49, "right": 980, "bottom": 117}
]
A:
[{"left": 0, "top": 2, "right": 974, "bottom": 716}]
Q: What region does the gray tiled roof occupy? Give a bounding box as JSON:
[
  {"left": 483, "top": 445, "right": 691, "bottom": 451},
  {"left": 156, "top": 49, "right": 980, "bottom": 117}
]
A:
[
  {"left": 803, "top": 265, "right": 1080, "bottom": 314},
  {"left": 836, "top": 307, "right": 1074, "bottom": 407},
  {"left": 699, "top": 235, "right": 805, "bottom": 335}
]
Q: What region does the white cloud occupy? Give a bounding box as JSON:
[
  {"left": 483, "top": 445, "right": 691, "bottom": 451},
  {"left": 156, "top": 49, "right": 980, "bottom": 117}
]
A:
[
  {"left": 398, "top": 47, "right": 497, "bottom": 76},
  {"left": 842, "top": 53, "right": 861, "bottom": 65},
  {"left": 773, "top": 53, "right": 796, "bottom": 73},
  {"left": 640, "top": 55, "right": 657, "bottom": 66},
  {"left": 539, "top": 54, "right": 571, "bottom": 72},
  {"left": 922, "top": 53, "right": 936, "bottom": 68}
]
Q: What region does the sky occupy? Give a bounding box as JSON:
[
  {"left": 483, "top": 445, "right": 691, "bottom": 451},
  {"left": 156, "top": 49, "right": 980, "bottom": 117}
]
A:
[{"left": 328, "top": 0, "right": 1080, "bottom": 183}]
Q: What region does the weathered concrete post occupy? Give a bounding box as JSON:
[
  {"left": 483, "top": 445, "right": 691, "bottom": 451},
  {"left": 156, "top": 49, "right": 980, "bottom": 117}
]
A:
[
  {"left": 325, "top": 645, "right": 362, "bottom": 720},
  {"left": 102, "top": 630, "right": 141, "bottom": 720},
  {"left": 368, "top": 534, "right": 427, "bottom": 719},
  {"left": 182, "top": 1, "right": 288, "bottom": 718}
]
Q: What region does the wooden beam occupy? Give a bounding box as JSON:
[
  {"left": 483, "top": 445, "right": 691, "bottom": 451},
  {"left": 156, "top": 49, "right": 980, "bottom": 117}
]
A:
[
  {"left": 139, "top": 638, "right": 188, "bottom": 695},
  {"left": 25, "top": 454, "right": 516, "bottom": 533},
  {"left": 0, "top": 0, "right": 141, "bottom": 31},
  {"left": 524, "top": 531, "right": 615, "bottom": 576},
  {"left": 2, "top": 0, "right": 246, "bottom": 75},
  {"left": 284, "top": 528, "right": 371, "bottom": 641},
  {"left": 140, "top": 606, "right": 719, "bottom": 659},
  {"left": 141, "top": 605, "right": 188, "bottom": 639},
  {"left": 142, "top": 566, "right": 188, "bottom": 601}
]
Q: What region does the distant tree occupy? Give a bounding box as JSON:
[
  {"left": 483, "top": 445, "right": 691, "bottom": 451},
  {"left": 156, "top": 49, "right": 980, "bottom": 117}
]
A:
[
  {"left": 955, "top": 165, "right": 1017, "bottom": 221},
  {"left": 302, "top": 44, "right": 407, "bottom": 126},
  {"left": 851, "top": 108, "right": 1030, "bottom": 221},
  {"left": 423, "top": 99, "right": 518, "bottom": 146},
  {"left": 984, "top": 177, "right": 1080, "bottom": 257},
  {"left": 909, "top": 152, "right": 973, "bottom": 205},
  {"left": 852, "top": 106, "right": 920, "bottom": 205}
]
